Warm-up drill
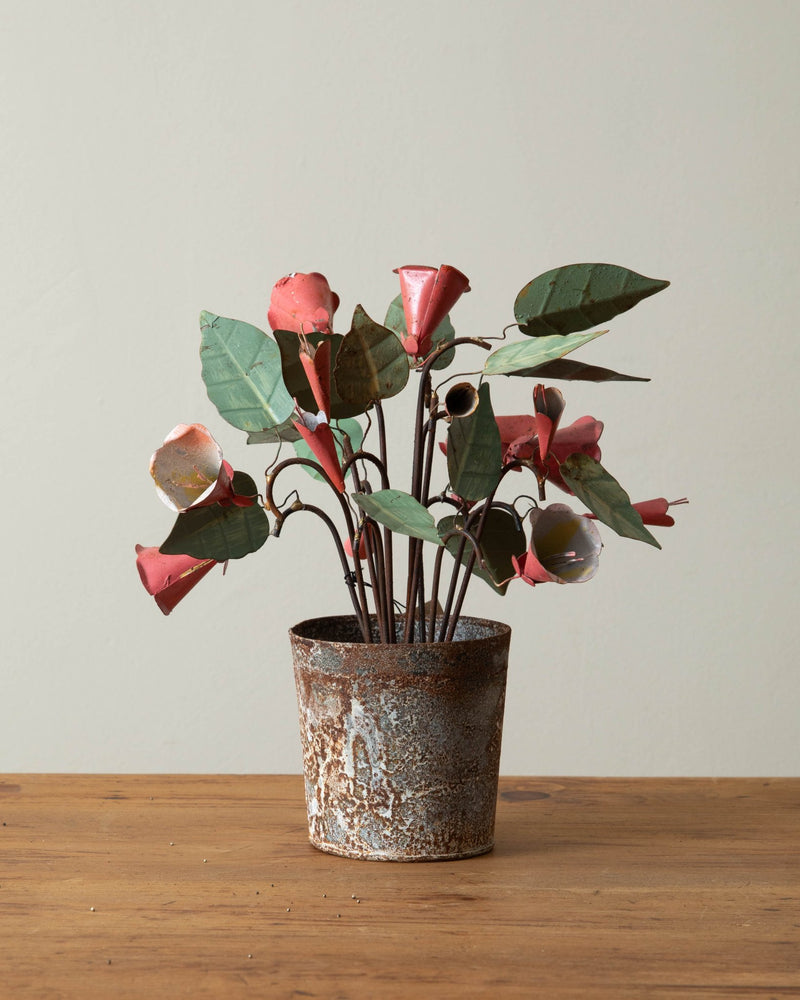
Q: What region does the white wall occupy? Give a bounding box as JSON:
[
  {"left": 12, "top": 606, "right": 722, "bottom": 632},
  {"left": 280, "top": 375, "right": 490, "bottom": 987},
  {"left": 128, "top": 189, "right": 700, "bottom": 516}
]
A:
[{"left": 2, "top": 0, "right": 798, "bottom": 775}]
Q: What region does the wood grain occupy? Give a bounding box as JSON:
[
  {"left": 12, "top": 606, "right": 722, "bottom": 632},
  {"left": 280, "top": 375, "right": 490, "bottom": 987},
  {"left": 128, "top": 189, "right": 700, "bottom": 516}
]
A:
[{"left": 1, "top": 775, "right": 798, "bottom": 998}]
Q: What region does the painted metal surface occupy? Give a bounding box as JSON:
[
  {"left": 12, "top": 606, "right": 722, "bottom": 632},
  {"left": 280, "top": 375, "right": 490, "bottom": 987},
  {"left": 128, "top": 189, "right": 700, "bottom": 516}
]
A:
[{"left": 290, "top": 615, "right": 511, "bottom": 861}]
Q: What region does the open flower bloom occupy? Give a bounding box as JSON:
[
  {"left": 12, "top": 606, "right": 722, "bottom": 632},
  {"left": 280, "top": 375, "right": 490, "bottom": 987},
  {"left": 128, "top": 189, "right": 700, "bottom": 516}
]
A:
[
  {"left": 394, "top": 264, "right": 470, "bottom": 358},
  {"left": 586, "top": 497, "right": 688, "bottom": 527},
  {"left": 267, "top": 272, "right": 339, "bottom": 334},
  {"left": 150, "top": 424, "right": 252, "bottom": 512},
  {"left": 494, "top": 414, "right": 603, "bottom": 492},
  {"left": 512, "top": 503, "right": 602, "bottom": 585},
  {"left": 292, "top": 407, "right": 346, "bottom": 493},
  {"left": 135, "top": 545, "right": 217, "bottom": 615}
]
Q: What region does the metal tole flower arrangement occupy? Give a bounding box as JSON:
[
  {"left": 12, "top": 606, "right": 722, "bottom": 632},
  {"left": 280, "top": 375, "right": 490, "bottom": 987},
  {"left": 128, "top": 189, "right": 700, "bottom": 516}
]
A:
[{"left": 136, "top": 263, "right": 685, "bottom": 642}]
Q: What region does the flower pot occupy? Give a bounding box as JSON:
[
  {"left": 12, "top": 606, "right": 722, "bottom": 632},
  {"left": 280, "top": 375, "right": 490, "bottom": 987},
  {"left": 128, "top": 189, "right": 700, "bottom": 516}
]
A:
[{"left": 289, "top": 615, "right": 511, "bottom": 861}]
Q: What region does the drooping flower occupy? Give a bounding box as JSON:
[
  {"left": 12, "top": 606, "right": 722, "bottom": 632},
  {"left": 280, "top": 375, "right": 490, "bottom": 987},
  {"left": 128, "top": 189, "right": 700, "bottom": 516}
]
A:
[
  {"left": 394, "top": 264, "right": 470, "bottom": 358},
  {"left": 292, "top": 407, "right": 346, "bottom": 493},
  {"left": 511, "top": 503, "right": 602, "bottom": 585},
  {"left": 135, "top": 545, "right": 217, "bottom": 615},
  {"left": 149, "top": 424, "right": 253, "bottom": 512},
  {"left": 586, "top": 497, "right": 688, "bottom": 527},
  {"left": 267, "top": 272, "right": 339, "bottom": 335}
]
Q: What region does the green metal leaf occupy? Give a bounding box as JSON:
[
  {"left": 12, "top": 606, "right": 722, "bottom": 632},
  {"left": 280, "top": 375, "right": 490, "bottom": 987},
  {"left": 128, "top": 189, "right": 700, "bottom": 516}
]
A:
[
  {"left": 333, "top": 305, "right": 410, "bottom": 412},
  {"left": 199, "top": 312, "right": 294, "bottom": 432},
  {"left": 438, "top": 507, "right": 526, "bottom": 594},
  {"left": 559, "top": 453, "right": 661, "bottom": 549},
  {"left": 293, "top": 418, "right": 364, "bottom": 482},
  {"left": 514, "top": 263, "right": 669, "bottom": 337},
  {"left": 383, "top": 294, "right": 455, "bottom": 370},
  {"left": 447, "top": 383, "right": 502, "bottom": 501},
  {"left": 351, "top": 490, "right": 442, "bottom": 545},
  {"left": 503, "top": 357, "right": 649, "bottom": 383},
  {"left": 159, "top": 472, "right": 270, "bottom": 560},
  {"left": 246, "top": 417, "right": 302, "bottom": 444},
  {"left": 483, "top": 329, "right": 606, "bottom": 376},
  {"left": 273, "top": 330, "right": 362, "bottom": 419}
]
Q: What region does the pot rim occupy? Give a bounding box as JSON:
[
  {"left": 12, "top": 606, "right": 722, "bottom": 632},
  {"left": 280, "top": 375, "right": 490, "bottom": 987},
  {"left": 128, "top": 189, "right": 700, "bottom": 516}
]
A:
[{"left": 289, "top": 613, "right": 511, "bottom": 649}]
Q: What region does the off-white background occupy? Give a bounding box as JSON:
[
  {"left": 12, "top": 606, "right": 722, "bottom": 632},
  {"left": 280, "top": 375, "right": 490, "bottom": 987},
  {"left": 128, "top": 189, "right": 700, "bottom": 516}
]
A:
[{"left": 2, "top": 1, "right": 798, "bottom": 775}]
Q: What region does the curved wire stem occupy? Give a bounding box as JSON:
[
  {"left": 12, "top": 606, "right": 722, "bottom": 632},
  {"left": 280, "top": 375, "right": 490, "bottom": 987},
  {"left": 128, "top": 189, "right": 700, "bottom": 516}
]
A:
[{"left": 277, "top": 503, "right": 370, "bottom": 642}]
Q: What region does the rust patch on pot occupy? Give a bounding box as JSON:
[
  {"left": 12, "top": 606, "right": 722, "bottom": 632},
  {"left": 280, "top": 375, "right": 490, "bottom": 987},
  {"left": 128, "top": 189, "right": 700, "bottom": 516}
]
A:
[{"left": 290, "top": 615, "right": 511, "bottom": 862}]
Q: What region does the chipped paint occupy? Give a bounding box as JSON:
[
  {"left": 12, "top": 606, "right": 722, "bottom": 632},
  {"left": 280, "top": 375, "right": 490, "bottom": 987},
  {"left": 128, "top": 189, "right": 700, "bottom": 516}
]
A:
[{"left": 290, "top": 615, "right": 510, "bottom": 862}]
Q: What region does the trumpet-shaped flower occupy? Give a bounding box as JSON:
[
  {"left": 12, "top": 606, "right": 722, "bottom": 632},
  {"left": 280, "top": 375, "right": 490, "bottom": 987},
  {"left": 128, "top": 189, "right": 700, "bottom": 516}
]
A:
[
  {"left": 512, "top": 503, "right": 602, "bottom": 585},
  {"left": 292, "top": 407, "right": 346, "bottom": 493},
  {"left": 149, "top": 424, "right": 253, "bottom": 512},
  {"left": 267, "top": 272, "right": 339, "bottom": 335},
  {"left": 532, "top": 384, "right": 565, "bottom": 462},
  {"left": 394, "top": 264, "right": 470, "bottom": 358},
  {"left": 135, "top": 545, "right": 217, "bottom": 615},
  {"left": 298, "top": 337, "right": 332, "bottom": 419}
]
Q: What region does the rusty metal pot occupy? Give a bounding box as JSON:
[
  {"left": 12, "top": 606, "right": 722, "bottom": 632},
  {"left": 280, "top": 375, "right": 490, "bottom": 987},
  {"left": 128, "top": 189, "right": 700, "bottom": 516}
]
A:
[{"left": 289, "top": 615, "right": 511, "bottom": 861}]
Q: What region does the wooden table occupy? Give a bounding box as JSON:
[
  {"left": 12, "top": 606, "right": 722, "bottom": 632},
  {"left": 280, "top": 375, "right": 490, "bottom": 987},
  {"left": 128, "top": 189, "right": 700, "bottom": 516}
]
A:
[{"left": 1, "top": 776, "right": 798, "bottom": 998}]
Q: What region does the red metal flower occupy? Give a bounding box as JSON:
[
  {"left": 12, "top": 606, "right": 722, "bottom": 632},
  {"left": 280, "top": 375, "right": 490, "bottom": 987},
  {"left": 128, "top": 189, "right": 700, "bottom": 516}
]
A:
[
  {"left": 267, "top": 272, "right": 340, "bottom": 334},
  {"left": 292, "top": 408, "right": 346, "bottom": 493},
  {"left": 394, "top": 264, "right": 470, "bottom": 358},
  {"left": 135, "top": 545, "right": 217, "bottom": 615},
  {"left": 586, "top": 497, "right": 688, "bottom": 527}
]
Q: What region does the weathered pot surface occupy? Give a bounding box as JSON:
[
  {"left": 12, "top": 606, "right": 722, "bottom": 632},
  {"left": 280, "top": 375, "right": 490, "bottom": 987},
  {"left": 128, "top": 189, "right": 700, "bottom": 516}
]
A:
[{"left": 290, "top": 615, "right": 511, "bottom": 861}]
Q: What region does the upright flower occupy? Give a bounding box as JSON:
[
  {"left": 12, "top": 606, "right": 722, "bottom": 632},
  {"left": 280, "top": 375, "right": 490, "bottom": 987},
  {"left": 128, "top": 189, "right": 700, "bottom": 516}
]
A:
[
  {"left": 512, "top": 503, "right": 602, "bottom": 585},
  {"left": 298, "top": 337, "right": 332, "bottom": 420},
  {"left": 149, "top": 424, "right": 252, "bottom": 512},
  {"left": 394, "top": 264, "right": 470, "bottom": 358},
  {"left": 532, "top": 384, "right": 565, "bottom": 462},
  {"left": 135, "top": 545, "right": 217, "bottom": 615},
  {"left": 267, "top": 272, "right": 339, "bottom": 334}
]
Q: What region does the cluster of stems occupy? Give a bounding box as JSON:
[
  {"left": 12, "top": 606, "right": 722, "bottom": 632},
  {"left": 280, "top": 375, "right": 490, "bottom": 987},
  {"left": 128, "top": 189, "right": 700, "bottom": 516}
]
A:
[{"left": 264, "top": 338, "right": 519, "bottom": 644}]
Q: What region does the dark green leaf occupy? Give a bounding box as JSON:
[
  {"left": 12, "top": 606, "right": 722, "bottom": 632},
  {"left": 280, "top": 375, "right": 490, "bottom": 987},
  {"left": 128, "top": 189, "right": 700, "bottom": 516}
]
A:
[
  {"left": 159, "top": 472, "right": 270, "bottom": 560},
  {"left": 438, "top": 507, "right": 526, "bottom": 594},
  {"left": 559, "top": 453, "right": 661, "bottom": 549},
  {"left": 351, "top": 490, "right": 442, "bottom": 545},
  {"left": 273, "top": 330, "right": 363, "bottom": 419},
  {"left": 199, "top": 312, "right": 294, "bottom": 431},
  {"left": 333, "top": 305, "right": 410, "bottom": 412},
  {"left": 483, "top": 329, "right": 606, "bottom": 376},
  {"left": 293, "top": 418, "right": 364, "bottom": 482},
  {"left": 246, "top": 418, "right": 302, "bottom": 444},
  {"left": 500, "top": 357, "right": 649, "bottom": 383},
  {"left": 446, "top": 383, "right": 502, "bottom": 501},
  {"left": 514, "top": 263, "right": 669, "bottom": 337},
  {"left": 383, "top": 293, "right": 455, "bottom": 370}
]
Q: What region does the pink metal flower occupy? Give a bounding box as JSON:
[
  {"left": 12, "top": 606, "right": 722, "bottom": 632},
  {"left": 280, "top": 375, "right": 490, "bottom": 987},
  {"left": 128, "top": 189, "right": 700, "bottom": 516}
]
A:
[
  {"left": 135, "top": 545, "right": 217, "bottom": 615},
  {"left": 394, "top": 264, "right": 470, "bottom": 358},
  {"left": 586, "top": 497, "right": 688, "bottom": 527},
  {"left": 267, "top": 272, "right": 340, "bottom": 334},
  {"left": 511, "top": 503, "right": 602, "bottom": 585},
  {"left": 292, "top": 408, "right": 346, "bottom": 493},
  {"left": 493, "top": 414, "right": 602, "bottom": 490},
  {"left": 149, "top": 424, "right": 251, "bottom": 512},
  {"left": 533, "top": 384, "right": 565, "bottom": 462},
  {"left": 298, "top": 337, "right": 332, "bottom": 419}
]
